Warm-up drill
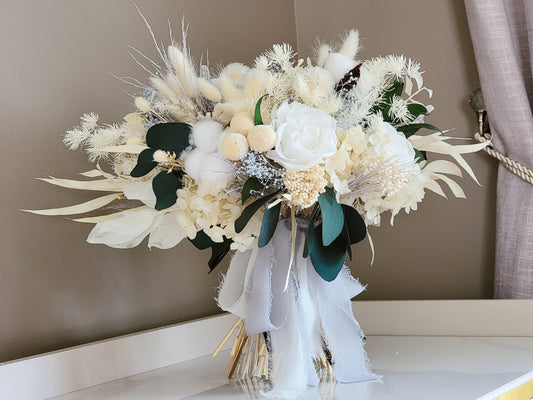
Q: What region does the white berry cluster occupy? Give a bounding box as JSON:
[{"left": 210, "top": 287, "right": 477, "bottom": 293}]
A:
[{"left": 283, "top": 165, "right": 327, "bottom": 209}]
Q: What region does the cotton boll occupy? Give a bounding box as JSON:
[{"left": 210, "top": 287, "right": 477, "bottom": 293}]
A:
[
  {"left": 220, "top": 133, "right": 249, "bottom": 161},
  {"left": 230, "top": 112, "right": 254, "bottom": 136},
  {"left": 247, "top": 125, "right": 276, "bottom": 152},
  {"left": 192, "top": 119, "right": 224, "bottom": 152},
  {"left": 183, "top": 148, "right": 208, "bottom": 180},
  {"left": 200, "top": 153, "right": 234, "bottom": 183},
  {"left": 323, "top": 53, "right": 357, "bottom": 83}
]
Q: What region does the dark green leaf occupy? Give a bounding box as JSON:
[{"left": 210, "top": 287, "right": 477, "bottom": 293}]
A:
[
  {"left": 189, "top": 230, "right": 215, "bottom": 250},
  {"left": 317, "top": 187, "right": 344, "bottom": 246},
  {"left": 341, "top": 205, "right": 366, "bottom": 245},
  {"left": 130, "top": 148, "right": 157, "bottom": 177},
  {"left": 304, "top": 203, "right": 320, "bottom": 258},
  {"left": 414, "top": 149, "right": 427, "bottom": 163},
  {"left": 397, "top": 123, "right": 441, "bottom": 138},
  {"left": 254, "top": 95, "right": 267, "bottom": 126},
  {"left": 407, "top": 103, "right": 428, "bottom": 120},
  {"left": 310, "top": 225, "right": 347, "bottom": 282},
  {"left": 242, "top": 177, "right": 264, "bottom": 204},
  {"left": 146, "top": 123, "right": 191, "bottom": 156},
  {"left": 371, "top": 80, "right": 405, "bottom": 122},
  {"left": 386, "top": 79, "right": 404, "bottom": 100},
  {"left": 208, "top": 238, "right": 232, "bottom": 272},
  {"left": 235, "top": 191, "right": 279, "bottom": 233},
  {"left": 343, "top": 223, "right": 352, "bottom": 261},
  {"left": 152, "top": 171, "right": 182, "bottom": 210},
  {"left": 258, "top": 202, "right": 281, "bottom": 248},
  {"left": 371, "top": 103, "right": 392, "bottom": 122}
]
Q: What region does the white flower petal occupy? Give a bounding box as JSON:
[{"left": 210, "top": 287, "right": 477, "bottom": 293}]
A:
[
  {"left": 148, "top": 212, "right": 187, "bottom": 249},
  {"left": 123, "top": 181, "right": 156, "bottom": 208},
  {"left": 87, "top": 209, "right": 157, "bottom": 248},
  {"left": 268, "top": 102, "right": 337, "bottom": 170}
]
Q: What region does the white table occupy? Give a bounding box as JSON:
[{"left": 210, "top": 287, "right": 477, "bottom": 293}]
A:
[{"left": 51, "top": 336, "right": 533, "bottom": 400}]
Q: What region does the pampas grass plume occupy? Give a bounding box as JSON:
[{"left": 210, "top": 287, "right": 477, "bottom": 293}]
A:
[
  {"left": 316, "top": 44, "right": 331, "bottom": 67},
  {"left": 340, "top": 30, "right": 359, "bottom": 59},
  {"left": 197, "top": 77, "right": 222, "bottom": 102}
]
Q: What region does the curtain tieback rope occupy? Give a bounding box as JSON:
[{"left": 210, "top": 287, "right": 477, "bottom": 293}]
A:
[{"left": 474, "top": 132, "right": 533, "bottom": 185}]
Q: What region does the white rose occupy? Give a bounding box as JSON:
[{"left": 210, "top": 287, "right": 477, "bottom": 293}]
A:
[
  {"left": 379, "top": 122, "right": 416, "bottom": 171},
  {"left": 267, "top": 102, "right": 338, "bottom": 170}
]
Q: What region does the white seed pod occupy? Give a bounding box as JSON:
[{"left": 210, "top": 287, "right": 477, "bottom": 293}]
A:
[
  {"left": 247, "top": 125, "right": 277, "bottom": 152},
  {"left": 230, "top": 112, "right": 254, "bottom": 136},
  {"left": 220, "top": 133, "right": 249, "bottom": 161}
]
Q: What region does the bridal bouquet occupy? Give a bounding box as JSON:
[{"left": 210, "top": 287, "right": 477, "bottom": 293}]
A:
[{"left": 30, "top": 27, "right": 485, "bottom": 397}]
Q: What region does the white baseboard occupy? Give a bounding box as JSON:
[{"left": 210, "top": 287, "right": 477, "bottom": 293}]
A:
[
  {"left": 0, "top": 314, "right": 236, "bottom": 400},
  {"left": 1, "top": 299, "right": 532, "bottom": 400}
]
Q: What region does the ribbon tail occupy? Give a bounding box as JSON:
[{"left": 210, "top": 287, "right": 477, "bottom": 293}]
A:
[
  {"left": 267, "top": 280, "right": 308, "bottom": 398},
  {"left": 217, "top": 247, "right": 258, "bottom": 319},
  {"left": 309, "top": 264, "right": 379, "bottom": 383}
]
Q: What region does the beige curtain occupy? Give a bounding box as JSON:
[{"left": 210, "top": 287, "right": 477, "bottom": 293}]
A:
[{"left": 465, "top": 0, "right": 533, "bottom": 298}]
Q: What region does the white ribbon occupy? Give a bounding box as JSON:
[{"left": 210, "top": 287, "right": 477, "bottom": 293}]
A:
[{"left": 217, "top": 220, "right": 377, "bottom": 396}]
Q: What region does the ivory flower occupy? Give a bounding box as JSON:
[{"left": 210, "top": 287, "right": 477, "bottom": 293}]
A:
[
  {"left": 378, "top": 122, "right": 416, "bottom": 170},
  {"left": 267, "top": 102, "right": 337, "bottom": 170}
]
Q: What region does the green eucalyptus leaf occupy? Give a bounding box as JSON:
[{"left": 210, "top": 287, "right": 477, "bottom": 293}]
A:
[
  {"left": 235, "top": 191, "right": 279, "bottom": 233},
  {"left": 152, "top": 171, "right": 182, "bottom": 211},
  {"left": 130, "top": 148, "right": 157, "bottom": 177},
  {"left": 242, "top": 177, "right": 264, "bottom": 204},
  {"left": 310, "top": 225, "right": 347, "bottom": 282},
  {"left": 342, "top": 204, "right": 366, "bottom": 245},
  {"left": 208, "top": 238, "right": 232, "bottom": 272},
  {"left": 397, "top": 123, "right": 441, "bottom": 138},
  {"left": 407, "top": 103, "right": 428, "bottom": 120},
  {"left": 258, "top": 202, "right": 281, "bottom": 248},
  {"left": 146, "top": 123, "right": 191, "bottom": 155},
  {"left": 414, "top": 149, "right": 427, "bottom": 163},
  {"left": 189, "top": 230, "right": 215, "bottom": 250},
  {"left": 317, "top": 187, "right": 344, "bottom": 246},
  {"left": 254, "top": 95, "right": 267, "bottom": 126}
]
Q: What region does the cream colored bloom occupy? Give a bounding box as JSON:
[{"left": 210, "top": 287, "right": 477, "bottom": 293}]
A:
[{"left": 267, "top": 102, "right": 337, "bottom": 170}]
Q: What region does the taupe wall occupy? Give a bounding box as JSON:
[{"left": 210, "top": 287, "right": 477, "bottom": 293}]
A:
[{"left": 1, "top": 0, "right": 496, "bottom": 362}]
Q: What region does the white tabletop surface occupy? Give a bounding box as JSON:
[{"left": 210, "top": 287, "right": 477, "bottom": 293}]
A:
[{"left": 51, "top": 336, "right": 533, "bottom": 400}]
